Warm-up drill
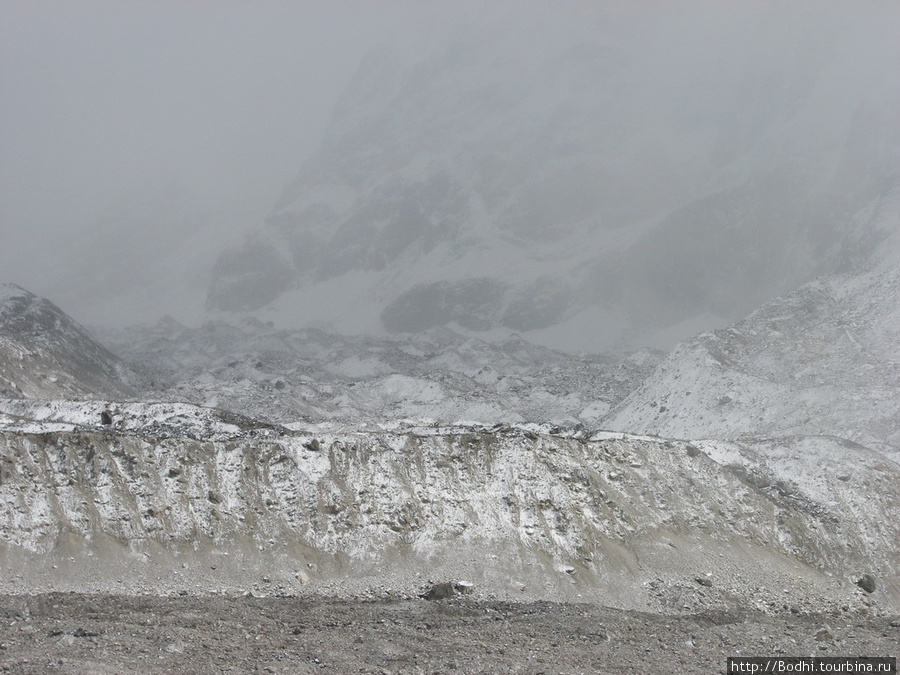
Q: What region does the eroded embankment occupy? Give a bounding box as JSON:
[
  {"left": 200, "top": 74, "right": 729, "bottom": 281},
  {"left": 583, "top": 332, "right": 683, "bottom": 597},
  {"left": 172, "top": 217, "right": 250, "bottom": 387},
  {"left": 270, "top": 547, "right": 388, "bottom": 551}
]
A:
[{"left": 0, "top": 420, "right": 896, "bottom": 613}]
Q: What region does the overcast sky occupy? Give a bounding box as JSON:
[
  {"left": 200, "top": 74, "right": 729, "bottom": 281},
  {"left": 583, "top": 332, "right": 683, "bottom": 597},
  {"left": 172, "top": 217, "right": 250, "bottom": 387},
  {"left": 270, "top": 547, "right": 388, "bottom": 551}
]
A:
[{"left": 0, "top": 1, "right": 448, "bottom": 297}]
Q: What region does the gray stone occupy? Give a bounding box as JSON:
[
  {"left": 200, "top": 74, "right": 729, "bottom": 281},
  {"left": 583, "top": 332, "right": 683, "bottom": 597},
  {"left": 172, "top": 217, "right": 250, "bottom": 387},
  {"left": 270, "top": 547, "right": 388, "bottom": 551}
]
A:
[
  {"left": 856, "top": 574, "right": 876, "bottom": 593},
  {"left": 814, "top": 626, "right": 834, "bottom": 642},
  {"left": 454, "top": 580, "right": 475, "bottom": 595},
  {"left": 421, "top": 582, "right": 456, "bottom": 601}
]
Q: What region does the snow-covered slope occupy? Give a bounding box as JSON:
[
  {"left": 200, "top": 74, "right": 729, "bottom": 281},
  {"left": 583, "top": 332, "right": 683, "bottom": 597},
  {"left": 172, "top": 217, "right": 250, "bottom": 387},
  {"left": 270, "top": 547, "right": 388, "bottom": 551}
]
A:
[
  {"left": 208, "top": 3, "right": 900, "bottom": 351},
  {"left": 1, "top": 400, "right": 896, "bottom": 612},
  {"left": 0, "top": 284, "right": 134, "bottom": 400},
  {"left": 604, "top": 263, "right": 900, "bottom": 462}
]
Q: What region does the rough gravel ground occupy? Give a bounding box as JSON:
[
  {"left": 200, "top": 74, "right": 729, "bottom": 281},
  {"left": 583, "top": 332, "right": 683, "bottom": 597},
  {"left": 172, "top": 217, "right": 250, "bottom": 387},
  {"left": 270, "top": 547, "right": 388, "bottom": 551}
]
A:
[{"left": 0, "top": 594, "right": 896, "bottom": 674}]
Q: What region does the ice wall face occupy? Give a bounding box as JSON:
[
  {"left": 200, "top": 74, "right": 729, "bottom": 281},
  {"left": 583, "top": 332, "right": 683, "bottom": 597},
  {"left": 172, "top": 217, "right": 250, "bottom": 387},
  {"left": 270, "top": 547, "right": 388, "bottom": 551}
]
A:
[{"left": 207, "top": 3, "right": 900, "bottom": 351}]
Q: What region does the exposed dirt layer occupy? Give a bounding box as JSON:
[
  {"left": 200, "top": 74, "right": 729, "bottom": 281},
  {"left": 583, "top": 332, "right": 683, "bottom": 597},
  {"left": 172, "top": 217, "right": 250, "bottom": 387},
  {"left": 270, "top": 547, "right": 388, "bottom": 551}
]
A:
[{"left": 0, "top": 594, "right": 897, "bottom": 674}]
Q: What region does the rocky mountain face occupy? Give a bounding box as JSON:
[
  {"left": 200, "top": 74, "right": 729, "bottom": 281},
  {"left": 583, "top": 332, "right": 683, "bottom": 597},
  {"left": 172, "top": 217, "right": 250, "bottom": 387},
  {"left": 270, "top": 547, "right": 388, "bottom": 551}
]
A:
[
  {"left": 1, "top": 400, "right": 896, "bottom": 612},
  {"left": 0, "top": 284, "right": 133, "bottom": 400},
  {"left": 603, "top": 262, "right": 900, "bottom": 463},
  {"left": 207, "top": 3, "right": 900, "bottom": 351}
]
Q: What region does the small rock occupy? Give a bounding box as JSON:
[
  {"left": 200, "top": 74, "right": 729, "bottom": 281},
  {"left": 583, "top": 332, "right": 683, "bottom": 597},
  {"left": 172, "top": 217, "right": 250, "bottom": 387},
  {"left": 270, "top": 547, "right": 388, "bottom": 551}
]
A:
[
  {"left": 100, "top": 410, "right": 113, "bottom": 425},
  {"left": 856, "top": 574, "right": 876, "bottom": 594},
  {"left": 814, "top": 626, "right": 834, "bottom": 642},
  {"left": 207, "top": 490, "right": 223, "bottom": 504},
  {"left": 305, "top": 439, "right": 320, "bottom": 452},
  {"left": 695, "top": 577, "right": 713, "bottom": 587},
  {"left": 454, "top": 580, "right": 476, "bottom": 595},
  {"left": 421, "top": 582, "right": 456, "bottom": 601}
]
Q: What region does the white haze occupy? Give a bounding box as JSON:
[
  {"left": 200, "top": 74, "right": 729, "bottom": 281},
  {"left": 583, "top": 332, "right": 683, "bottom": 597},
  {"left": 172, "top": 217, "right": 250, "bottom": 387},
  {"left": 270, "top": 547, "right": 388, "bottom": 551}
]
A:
[
  {"left": 0, "top": 0, "right": 438, "bottom": 321},
  {"left": 1, "top": 1, "right": 898, "bottom": 344}
]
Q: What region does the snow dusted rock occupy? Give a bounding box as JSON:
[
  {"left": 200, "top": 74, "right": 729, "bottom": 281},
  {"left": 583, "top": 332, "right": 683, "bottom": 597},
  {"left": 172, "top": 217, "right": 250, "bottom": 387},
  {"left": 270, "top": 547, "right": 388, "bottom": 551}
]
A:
[
  {"left": 0, "top": 399, "right": 285, "bottom": 441},
  {"left": 0, "top": 404, "right": 897, "bottom": 612},
  {"left": 604, "top": 265, "right": 900, "bottom": 462},
  {"left": 0, "top": 284, "right": 134, "bottom": 400}
]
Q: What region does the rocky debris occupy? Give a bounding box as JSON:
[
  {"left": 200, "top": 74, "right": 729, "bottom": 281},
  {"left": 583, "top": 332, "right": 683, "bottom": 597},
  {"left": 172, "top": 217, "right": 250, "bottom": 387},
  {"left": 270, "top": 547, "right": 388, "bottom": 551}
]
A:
[
  {"left": 0, "top": 398, "right": 288, "bottom": 443},
  {"left": 856, "top": 574, "right": 877, "bottom": 594},
  {"left": 695, "top": 577, "right": 713, "bottom": 587},
  {"left": 95, "top": 319, "right": 663, "bottom": 426},
  {"left": 0, "top": 593, "right": 898, "bottom": 675}
]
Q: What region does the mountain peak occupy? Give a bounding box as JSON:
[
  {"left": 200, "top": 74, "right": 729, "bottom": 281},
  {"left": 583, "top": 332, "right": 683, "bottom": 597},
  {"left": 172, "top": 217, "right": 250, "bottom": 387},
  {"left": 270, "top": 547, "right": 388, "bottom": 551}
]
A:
[{"left": 0, "top": 282, "right": 33, "bottom": 304}]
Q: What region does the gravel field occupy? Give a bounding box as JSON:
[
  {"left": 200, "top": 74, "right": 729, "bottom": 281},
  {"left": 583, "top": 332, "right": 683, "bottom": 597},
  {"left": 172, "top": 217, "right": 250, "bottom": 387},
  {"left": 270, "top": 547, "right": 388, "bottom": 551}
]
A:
[{"left": 0, "top": 593, "right": 897, "bottom": 674}]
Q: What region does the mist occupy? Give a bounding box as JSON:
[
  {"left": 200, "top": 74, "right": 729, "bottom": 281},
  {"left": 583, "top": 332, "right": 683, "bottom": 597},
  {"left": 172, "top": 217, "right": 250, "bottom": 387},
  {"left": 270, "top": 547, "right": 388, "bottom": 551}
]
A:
[
  {"left": 2, "top": 1, "right": 899, "bottom": 351},
  {"left": 1, "top": 0, "right": 437, "bottom": 321}
]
